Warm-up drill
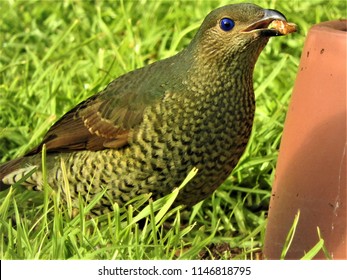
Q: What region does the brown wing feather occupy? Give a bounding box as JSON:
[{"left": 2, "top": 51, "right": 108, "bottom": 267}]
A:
[
  {"left": 27, "top": 105, "right": 129, "bottom": 154},
  {"left": 26, "top": 63, "right": 168, "bottom": 156},
  {"left": 27, "top": 90, "right": 147, "bottom": 155}
]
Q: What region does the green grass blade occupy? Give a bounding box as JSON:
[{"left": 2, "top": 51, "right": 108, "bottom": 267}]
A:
[{"left": 280, "top": 210, "right": 300, "bottom": 259}]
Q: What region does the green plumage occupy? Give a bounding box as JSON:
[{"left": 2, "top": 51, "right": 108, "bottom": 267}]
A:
[{"left": 0, "top": 4, "right": 295, "bottom": 214}]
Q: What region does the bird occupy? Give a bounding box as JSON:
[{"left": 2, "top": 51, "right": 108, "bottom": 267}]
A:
[{"left": 0, "top": 3, "right": 296, "bottom": 214}]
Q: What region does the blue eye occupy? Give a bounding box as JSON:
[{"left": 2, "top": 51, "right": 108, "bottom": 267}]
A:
[{"left": 220, "top": 18, "right": 235, "bottom": 31}]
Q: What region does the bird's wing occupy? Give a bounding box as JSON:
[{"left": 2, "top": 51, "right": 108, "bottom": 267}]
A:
[{"left": 28, "top": 75, "right": 163, "bottom": 154}]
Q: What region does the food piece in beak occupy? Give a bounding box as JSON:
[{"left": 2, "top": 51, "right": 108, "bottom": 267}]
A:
[
  {"left": 269, "top": 20, "right": 297, "bottom": 35},
  {"left": 242, "top": 9, "right": 297, "bottom": 36}
]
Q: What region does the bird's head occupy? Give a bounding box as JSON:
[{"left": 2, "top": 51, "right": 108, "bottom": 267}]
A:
[{"left": 189, "top": 3, "right": 296, "bottom": 68}]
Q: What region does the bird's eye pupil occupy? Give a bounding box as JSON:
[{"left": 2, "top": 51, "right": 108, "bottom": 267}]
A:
[{"left": 220, "top": 18, "right": 235, "bottom": 31}]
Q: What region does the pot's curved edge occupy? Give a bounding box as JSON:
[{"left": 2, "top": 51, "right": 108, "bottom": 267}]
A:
[{"left": 310, "top": 19, "right": 347, "bottom": 35}]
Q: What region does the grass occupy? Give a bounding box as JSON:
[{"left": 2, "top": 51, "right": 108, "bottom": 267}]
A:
[{"left": 0, "top": 0, "right": 346, "bottom": 260}]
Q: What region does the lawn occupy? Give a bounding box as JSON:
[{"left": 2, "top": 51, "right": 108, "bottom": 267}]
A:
[{"left": 0, "top": 0, "right": 345, "bottom": 259}]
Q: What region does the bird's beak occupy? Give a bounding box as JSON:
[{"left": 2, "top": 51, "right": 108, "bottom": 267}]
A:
[{"left": 242, "top": 9, "right": 297, "bottom": 36}]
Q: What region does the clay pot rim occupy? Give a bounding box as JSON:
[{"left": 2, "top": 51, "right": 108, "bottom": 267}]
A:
[{"left": 311, "top": 19, "right": 347, "bottom": 36}]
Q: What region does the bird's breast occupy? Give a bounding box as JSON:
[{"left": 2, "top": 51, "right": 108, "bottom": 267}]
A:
[
  {"left": 131, "top": 83, "right": 255, "bottom": 174},
  {"left": 134, "top": 84, "right": 255, "bottom": 205}
]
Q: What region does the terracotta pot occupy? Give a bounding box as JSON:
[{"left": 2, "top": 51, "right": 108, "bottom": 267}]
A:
[{"left": 264, "top": 20, "right": 347, "bottom": 259}]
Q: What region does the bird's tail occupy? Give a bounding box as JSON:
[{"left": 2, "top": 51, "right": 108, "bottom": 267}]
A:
[{"left": 0, "top": 157, "right": 25, "bottom": 191}]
